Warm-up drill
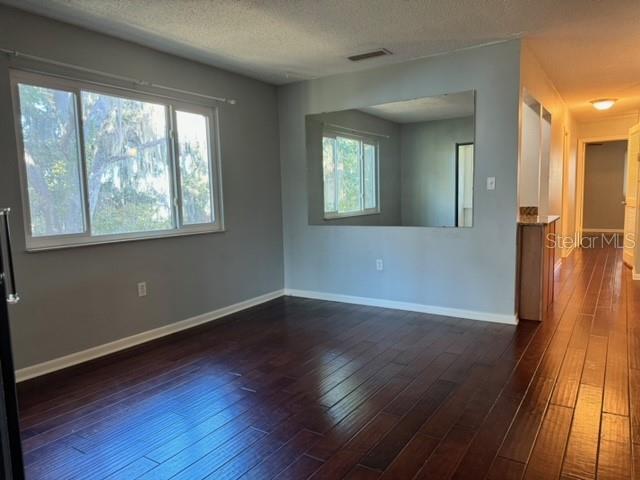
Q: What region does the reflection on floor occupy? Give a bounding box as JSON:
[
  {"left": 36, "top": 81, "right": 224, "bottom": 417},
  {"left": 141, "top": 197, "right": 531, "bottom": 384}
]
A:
[{"left": 18, "top": 245, "right": 639, "bottom": 479}]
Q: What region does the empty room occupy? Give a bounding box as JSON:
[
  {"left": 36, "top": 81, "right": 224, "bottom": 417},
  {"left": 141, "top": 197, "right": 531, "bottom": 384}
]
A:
[{"left": 0, "top": 1, "right": 640, "bottom": 479}]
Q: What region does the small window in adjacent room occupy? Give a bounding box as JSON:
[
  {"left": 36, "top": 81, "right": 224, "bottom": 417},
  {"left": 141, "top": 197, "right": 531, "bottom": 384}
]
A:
[
  {"left": 322, "top": 129, "right": 379, "bottom": 218},
  {"left": 456, "top": 143, "right": 474, "bottom": 227},
  {"left": 11, "top": 71, "right": 223, "bottom": 250}
]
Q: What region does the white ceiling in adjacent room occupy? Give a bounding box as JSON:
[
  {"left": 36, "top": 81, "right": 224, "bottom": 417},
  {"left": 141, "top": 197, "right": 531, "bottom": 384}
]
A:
[
  {"left": 360, "top": 91, "right": 475, "bottom": 124},
  {"left": 2, "top": 0, "right": 639, "bottom": 121}
]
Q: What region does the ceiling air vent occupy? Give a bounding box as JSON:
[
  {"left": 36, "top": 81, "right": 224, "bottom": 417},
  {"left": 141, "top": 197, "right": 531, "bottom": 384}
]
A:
[{"left": 348, "top": 48, "right": 392, "bottom": 62}]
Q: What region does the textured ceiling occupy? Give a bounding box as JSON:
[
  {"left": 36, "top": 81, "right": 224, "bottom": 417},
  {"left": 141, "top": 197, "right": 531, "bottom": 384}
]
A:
[
  {"left": 525, "top": 2, "right": 640, "bottom": 122},
  {"left": 360, "top": 91, "right": 475, "bottom": 124},
  {"left": 2, "top": 0, "right": 640, "bottom": 122}
]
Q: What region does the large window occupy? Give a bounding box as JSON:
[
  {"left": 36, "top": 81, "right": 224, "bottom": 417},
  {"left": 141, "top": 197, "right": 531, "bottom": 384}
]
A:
[
  {"left": 322, "top": 129, "right": 379, "bottom": 218},
  {"left": 11, "top": 71, "right": 222, "bottom": 250}
]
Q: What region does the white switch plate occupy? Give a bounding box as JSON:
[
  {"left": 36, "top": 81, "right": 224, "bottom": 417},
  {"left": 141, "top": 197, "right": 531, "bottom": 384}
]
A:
[
  {"left": 487, "top": 177, "right": 496, "bottom": 190},
  {"left": 137, "top": 282, "right": 147, "bottom": 297},
  {"left": 376, "top": 259, "right": 384, "bottom": 271}
]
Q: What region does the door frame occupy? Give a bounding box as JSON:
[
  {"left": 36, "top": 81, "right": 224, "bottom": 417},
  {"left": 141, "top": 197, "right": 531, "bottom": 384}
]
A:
[
  {"left": 455, "top": 142, "right": 474, "bottom": 227},
  {"left": 629, "top": 123, "right": 640, "bottom": 277},
  {"left": 575, "top": 134, "right": 628, "bottom": 243},
  {"left": 560, "top": 126, "right": 571, "bottom": 258}
]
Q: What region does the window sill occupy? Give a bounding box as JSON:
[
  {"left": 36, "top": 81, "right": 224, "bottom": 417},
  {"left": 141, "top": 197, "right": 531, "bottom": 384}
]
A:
[
  {"left": 323, "top": 210, "right": 381, "bottom": 220},
  {"left": 25, "top": 226, "right": 225, "bottom": 252}
]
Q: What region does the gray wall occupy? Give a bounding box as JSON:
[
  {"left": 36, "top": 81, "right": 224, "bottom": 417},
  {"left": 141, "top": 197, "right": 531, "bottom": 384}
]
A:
[
  {"left": 307, "top": 109, "right": 401, "bottom": 226},
  {"left": 278, "top": 41, "right": 521, "bottom": 316},
  {"left": 0, "top": 6, "right": 284, "bottom": 369},
  {"left": 583, "top": 141, "right": 626, "bottom": 231},
  {"left": 400, "top": 116, "right": 474, "bottom": 227}
]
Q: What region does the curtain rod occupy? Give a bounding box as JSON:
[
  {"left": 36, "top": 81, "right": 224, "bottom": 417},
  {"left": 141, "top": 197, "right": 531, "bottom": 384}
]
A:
[
  {"left": 323, "top": 122, "right": 390, "bottom": 139},
  {"left": 0, "top": 47, "right": 236, "bottom": 105}
]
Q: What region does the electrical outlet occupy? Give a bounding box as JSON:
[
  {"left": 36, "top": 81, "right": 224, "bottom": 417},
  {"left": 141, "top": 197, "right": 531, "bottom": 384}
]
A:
[
  {"left": 376, "top": 259, "right": 384, "bottom": 271},
  {"left": 486, "top": 177, "right": 496, "bottom": 190},
  {"left": 137, "top": 282, "right": 147, "bottom": 297}
]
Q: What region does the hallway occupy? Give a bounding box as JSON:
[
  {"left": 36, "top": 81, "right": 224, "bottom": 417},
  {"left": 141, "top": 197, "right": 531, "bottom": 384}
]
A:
[
  {"left": 497, "top": 242, "right": 638, "bottom": 479},
  {"left": 17, "top": 244, "right": 640, "bottom": 479}
]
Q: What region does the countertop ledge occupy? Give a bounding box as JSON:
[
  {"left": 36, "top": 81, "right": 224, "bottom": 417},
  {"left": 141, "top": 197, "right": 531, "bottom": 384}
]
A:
[{"left": 518, "top": 215, "right": 560, "bottom": 226}]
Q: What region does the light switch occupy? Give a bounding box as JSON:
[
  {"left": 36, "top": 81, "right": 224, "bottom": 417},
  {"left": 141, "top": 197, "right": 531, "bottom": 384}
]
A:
[{"left": 486, "top": 177, "right": 496, "bottom": 190}]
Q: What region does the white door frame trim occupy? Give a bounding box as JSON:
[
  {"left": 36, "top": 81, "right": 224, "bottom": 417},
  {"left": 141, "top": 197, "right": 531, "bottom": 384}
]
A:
[{"left": 575, "top": 134, "right": 628, "bottom": 243}]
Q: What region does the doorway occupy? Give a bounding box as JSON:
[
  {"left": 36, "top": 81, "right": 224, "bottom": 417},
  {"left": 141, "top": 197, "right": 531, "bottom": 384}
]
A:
[
  {"left": 581, "top": 140, "right": 627, "bottom": 235},
  {"left": 575, "top": 135, "right": 628, "bottom": 248},
  {"left": 455, "top": 142, "right": 474, "bottom": 227}
]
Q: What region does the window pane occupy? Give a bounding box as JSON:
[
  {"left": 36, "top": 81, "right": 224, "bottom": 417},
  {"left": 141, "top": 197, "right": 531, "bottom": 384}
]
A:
[
  {"left": 18, "top": 84, "right": 84, "bottom": 237},
  {"left": 322, "top": 136, "right": 336, "bottom": 213},
  {"left": 363, "top": 143, "right": 376, "bottom": 209},
  {"left": 336, "top": 136, "right": 361, "bottom": 213},
  {"left": 176, "top": 111, "right": 213, "bottom": 225},
  {"left": 81, "top": 91, "right": 173, "bottom": 235}
]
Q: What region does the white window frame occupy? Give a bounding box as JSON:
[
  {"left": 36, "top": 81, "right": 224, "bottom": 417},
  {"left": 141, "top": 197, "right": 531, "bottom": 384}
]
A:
[
  {"left": 10, "top": 69, "right": 224, "bottom": 251},
  {"left": 322, "top": 128, "right": 380, "bottom": 219}
]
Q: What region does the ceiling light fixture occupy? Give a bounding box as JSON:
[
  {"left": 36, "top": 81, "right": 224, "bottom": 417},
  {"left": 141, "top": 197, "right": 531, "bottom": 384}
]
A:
[{"left": 590, "top": 98, "right": 617, "bottom": 111}]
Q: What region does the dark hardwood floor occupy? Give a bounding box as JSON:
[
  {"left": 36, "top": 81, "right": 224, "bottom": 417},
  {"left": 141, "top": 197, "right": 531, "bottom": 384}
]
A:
[{"left": 17, "top": 244, "right": 639, "bottom": 479}]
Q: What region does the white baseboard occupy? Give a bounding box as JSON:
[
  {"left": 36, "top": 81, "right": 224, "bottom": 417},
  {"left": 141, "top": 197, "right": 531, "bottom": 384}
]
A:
[
  {"left": 17, "top": 286, "right": 519, "bottom": 382},
  {"left": 15, "top": 289, "right": 285, "bottom": 383},
  {"left": 284, "top": 288, "right": 518, "bottom": 325}
]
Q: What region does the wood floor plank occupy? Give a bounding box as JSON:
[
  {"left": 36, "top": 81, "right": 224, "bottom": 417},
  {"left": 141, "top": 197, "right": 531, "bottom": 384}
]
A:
[
  {"left": 344, "top": 465, "right": 381, "bottom": 480},
  {"left": 382, "top": 352, "right": 458, "bottom": 417},
  {"left": 561, "top": 384, "right": 604, "bottom": 480},
  {"left": 603, "top": 329, "right": 629, "bottom": 416},
  {"left": 239, "top": 429, "right": 322, "bottom": 480},
  {"left": 201, "top": 431, "right": 285, "bottom": 480},
  {"left": 305, "top": 375, "right": 412, "bottom": 461},
  {"left": 486, "top": 457, "right": 526, "bottom": 480},
  {"left": 449, "top": 394, "right": 522, "bottom": 480},
  {"left": 597, "top": 413, "right": 632, "bottom": 480},
  {"left": 273, "top": 454, "right": 323, "bottom": 480},
  {"left": 522, "top": 404, "right": 573, "bottom": 480},
  {"left": 103, "top": 457, "right": 158, "bottom": 480},
  {"left": 418, "top": 363, "right": 490, "bottom": 439},
  {"left": 377, "top": 433, "right": 438, "bottom": 479},
  {"left": 308, "top": 450, "right": 366, "bottom": 480},
  {"left": 580, "top": 249, "right": 608, "bottom": 315},
  {"left": 342, "top": 412, "right": 401, "bottom": 455},
  {"left": 413, "top": 425, "right": 476, "bottom": 480},
  {"left": 551, "top": 346, "right": 588, "bottom": 408},
  {"left": 360, "top": 380, "right": 456, "bottom": 471},
  {"left": 499, "top": 375, "right": 555, "bottom": 463},
  {"left": 581, "top": 334, "right": 609, "bottom": 388}
]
